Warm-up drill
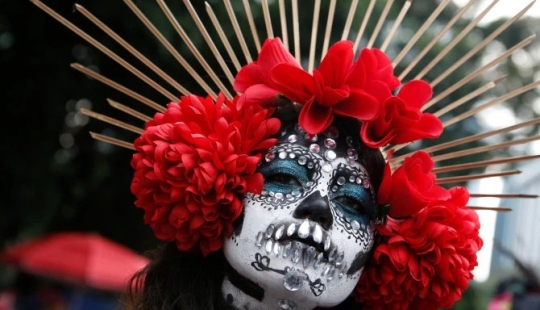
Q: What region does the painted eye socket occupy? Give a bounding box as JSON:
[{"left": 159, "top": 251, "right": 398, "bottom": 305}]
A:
[
  {"left": 259, "top": 159, "right": 309, "bottom": 194},
  {"left": 334, "top": 196, "right": 365, "bottom": 213},
  {"left": 266, "top": 173, "right": 302, "bottom": 187},
  {"left": 331, "top": 182, "right": 377, "bottom": 223}
]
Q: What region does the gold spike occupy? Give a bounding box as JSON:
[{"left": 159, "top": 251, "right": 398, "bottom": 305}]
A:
[
  {"left": 367, "top": 0, "right": 394, "bottom": 48},
  {"left": 443, "top": 80, "right": 540, "bottom": 128},
  {"left": 124, "top": 0, "right": 217, "bottom": 98},
  {"left": 321, "top": 0, "right": 337, "bottom": 58},
  {"left": 223, "top": 0, "right": 253, "bottom": 63},
  {"left": 398, "top": 0, "right": 476, "bottom": 80},
  {"left": 204, "top": 3, "right": 242, "bottom": 74},
  {"left": 308, "top": 0, "right": 322, "bottom": 73},
  {"left": 261, "top": 0, "right": 274, "bottom": 38},
  {"left": 433, "top": 154, "right": 540, "bottom": 174},
  {"left": 71, "top": 63, "right": 166, "bottom": 112},
  {"left": 89, "top": 132, "right": 135, "bottom": 150},
  {"left": 292, "top": 0, "right": 301, "bottom": 62},
  {"left": 341, "top": 0, "right": 359, "bottom": 40},
  {"left": 353, "top": 0, "right": 376, "bottom": 53},
  {"left": 243, "top": 0, "right": 262, "bottom": 52},
  {"left": 156, "top": 0, "right": 233, "bottom": 95},
  {"left": 278, "top": 0, "right": 289, "bottom": 49},
  {"left": 470, "top": 194, "right": 538, "bottom": 199},
  {"left": 414, "top": 0, "right": 501, "bottom": 80},
  {"left": 31, "top": 0, "right": 179, "bottom": 102},
  {"left": 423, "top": 35, "right": 535, "bottom": 111},
  {"left": 468, "top": 206, "right": 512, "bottom": 212},
  {"left": 392, "top": 0, "right": 454, "bottom": 67},
  {"left": 430, "top": 1, "right": 537, "bottom": 87},
  {"left": 436, "top": 170, "right": 521, "bottom": 185},
  {"left": 380, "top": 0, "right": 411, "bottom": 53},
  {"left": 107, "top": 99, "right": 152, "bottom": 122},
  {"left": 74, "top": 4, "right": 188, "bottom": 96},
  {"left": 80, "top": 108, "right": 144, "bottom": 134}
]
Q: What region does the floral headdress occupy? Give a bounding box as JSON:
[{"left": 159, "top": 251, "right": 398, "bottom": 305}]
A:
[{"left": 33, "top": 1, "right": 539, "bottom": 309}]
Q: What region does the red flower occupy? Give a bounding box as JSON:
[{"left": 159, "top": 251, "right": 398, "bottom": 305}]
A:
[
  {"left": 130, "top": 93, "right": 280, "bottom": 256},
  {"left": 355, "top": 187, "right": 483, "bottom": 310},
  {"left": 378, "top": 151, "right": 450, "bottom": 218},
  {"left": 270, "top": 41, "right": 398, "bottom": 134},
  {"left": 361, "top": 79, "right": 443, "bottom": 148}
]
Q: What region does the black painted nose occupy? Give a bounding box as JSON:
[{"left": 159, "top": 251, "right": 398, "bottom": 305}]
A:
[{"left": 293, "top": 191, "right": 333, "bottom": 230}]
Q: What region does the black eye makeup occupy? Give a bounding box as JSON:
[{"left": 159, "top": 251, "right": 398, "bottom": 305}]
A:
[{"left": 259, "top": 159, "right": 309, "bottom": 194}]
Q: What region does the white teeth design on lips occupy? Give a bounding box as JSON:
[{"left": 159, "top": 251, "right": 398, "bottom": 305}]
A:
[
  {"left": 297, "top": 220, "right": 310, "bottom": 238},
  {"left": 287, "top": 223, "right": 296, "bottom": 237}
]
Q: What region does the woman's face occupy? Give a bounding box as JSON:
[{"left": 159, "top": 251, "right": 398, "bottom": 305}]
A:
[{"left": 223, "top": 122, "right": 379, "bottom": 309}]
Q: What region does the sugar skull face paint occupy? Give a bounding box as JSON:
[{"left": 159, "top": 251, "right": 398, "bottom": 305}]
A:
[{"left": 222, "top": 122, "right": 380, "bottom": 310}]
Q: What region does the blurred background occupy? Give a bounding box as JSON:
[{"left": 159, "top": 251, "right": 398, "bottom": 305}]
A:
[{"left": 1, "top": 0, "right": 539, "bottom": 309}]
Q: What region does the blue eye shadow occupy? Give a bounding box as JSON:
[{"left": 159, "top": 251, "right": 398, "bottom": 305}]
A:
[
  {"left": 259, "top": 159, "right": 309, "bottom": 194},
  {"left": 332, "top": 183, "right": 377, "bottom": 224}
]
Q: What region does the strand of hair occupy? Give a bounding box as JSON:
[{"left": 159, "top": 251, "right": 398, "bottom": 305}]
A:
[
  {"left": 468, "top": 206, "right": 511, "bottom": 212},
  {"left": 392, "top": 0, "right": 454, "bottom": 67},
  {"left": 223, "top": 0, "right": 253, "bottom": 63},
  {"left": 367, "top": 0, "right": 394, "bottom": 48},
  {"left": 71, "top": 63, "right": 166, "bottom": 112},
  {"left": 278, "top": 0, "right": 288, "bottom": 49},
  {"left": 380, "top": 0, "right": 411, "bottom": 53},
  {"left": 432, "top": 154, "right": 540, "bottom": 174},
  {"left": 243, "top": 0, "right": 261, "bottom": 52},
  {"left": 31, "top": 0, "right": 179, "bottom": 102},
  {"left": 470, "top": 194, "right": 538, "bottom": 199},
  {"left": 89, "top": 132, "right": 135, "bottom": 150},
  {"left": 340, "top": 0, "right": 359, "bottom": 40},
  {"left": 261, "top": 0, "right": 274, "bottom": 39},
  {"left": 398, "top": 0, "right": 475, "bottom": 80},
  {"left": 320, "top": 0, "right": 337, "bottom": 58},
  {"left": 80, "top": 108, "right": 144, "bottom": 134},
  {"left": 107, "top": 99, "right": 152, "bottom": 122},
  {"left": 353, "top": 0, "right": 376, "bottom": 53},
  {"left": 430, "top": 1, "right": 536, "bottom": 87},
  {"left": 308, "top": 0, "right": 322, "bottom": 74},
  {"left": 435, "top": 170, "right": 521, "bottom": 185},
  {"left": 292, "top": 0, "right": 300, "bottom": 62},
  {"left": 423, "top": 35, "right": 535, "bottom": 111},
  {"left": 75, "top": 4, "right": 188, "bottom": 97},
  {"left": 157, "top": 1, "right": 233, "bottom": 95},
  {"left": 204, "top": 3, "right": 242, "bottom": 75}
]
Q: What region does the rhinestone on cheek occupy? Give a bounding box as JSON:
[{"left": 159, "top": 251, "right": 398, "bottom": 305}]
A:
[{"left": 309, "top": 144, "right": 320, "bottom": 153}]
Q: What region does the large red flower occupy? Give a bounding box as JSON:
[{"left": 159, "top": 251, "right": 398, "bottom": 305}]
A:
[
  {"left": 130, "top": 93, "right": 280, "bottom": 256},
  {"left": 356, "top": 187, "right": 483, "bottom": 310},
  {"left": 361, "top": 80, "right": 443, "bottom": 148}
]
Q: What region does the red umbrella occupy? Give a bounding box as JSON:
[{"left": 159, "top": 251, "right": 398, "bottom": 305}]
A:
[{"left": 0, "top": 232, "right": 150, "bottom": 293}]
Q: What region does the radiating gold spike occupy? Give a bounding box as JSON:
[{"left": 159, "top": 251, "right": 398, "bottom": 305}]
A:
[
  {"left": 308, "top": 0, "right": 322, "bottom": 73},
  {"left": 31, "top": 0, "right": 179, "bottom": 102},
  {"left": 470, "top": 194, "right": 538, "bottom": 199},
  {"left": 80, "top": 108, "right": 144, "bottom": 134},
  {"left": 157, "top": 0, "right": 233, "bottom": 96},
  {"left": 321, "top": 0, "right": 337, "bottom": 58},
  {"left": 107, "top": 99, "right": 152, "bottom": 122},
  {"left": 243, "top": 0, "right": 261, "bottom": 52},
  {"left": 353, "top": 0, "right": 376, "bottom": 53},
  {"left": 430, "top": 1, "right": 537, "bottom": 87},
  {"left": 341, "top": 0, "right": 359, "bottom": 40},
  {"left": 261, "top": 0, "right": 274, "bottom": 38},
  {"left": 424, "top": 35, "right": 535, "bottom": 111},
  {"left": 443, "top": 80, "right": 540, "bottom": 128},
  {"left": 204, "top": 3, "right": 242, "bottom": 73},
  {"left": 392, "top": 0, "right": 454, "bottom": 67},
  {"left": 182, "top": 0, "right": 239, "bottom": 90},
  {"left": 74, "top": 4, "right": 188, "bottom": 96},
  {"left": 413, "top": 0, "right": 501, "bottom": 80},
  {"left": 124, "top": 0, "right": 216, "bottom": 98},
  {"left": 380, "top": 0, "right": 411, "bottom": 53},
  {"left": 432, "top": 154, "right": 540, "bottom": 174},
  {"left": 436, "top": 170, "right": 521, "bottom": 185},
  {"left": 89, "top": 132, "right": 135, "bottom": 150},
  {"left": 367, "top": 0, "right": 394, "bottom": 48},
  {"left": 223, "top": 0, "right": 253, "bottom": 63},
  {"left": 278, "top": 0, "right": 288, "bottom": 49},
  {"left": 468, "top": 206, "right": 511, "bottom": 212},
  {"left": 398, "top": 0, "right": 476, "bottom": 80},
  {"left": 71, "top": 63, "right": 166, "bottom": 112},
  {"left": 292, "top": 0, "right": 300, "bottom": 62}
]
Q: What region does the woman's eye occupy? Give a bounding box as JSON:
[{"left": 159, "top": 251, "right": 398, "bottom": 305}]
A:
[
  {"left": 334, "top": 196, "right": 364, "bottom": 213},
  {"left": 266, "top": 173, "right": 302, "bottom": 187}
]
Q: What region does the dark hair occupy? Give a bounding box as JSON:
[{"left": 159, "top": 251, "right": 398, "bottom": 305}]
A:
[{"left": 126, "top": 103, "right": 384, "bottom": 310}]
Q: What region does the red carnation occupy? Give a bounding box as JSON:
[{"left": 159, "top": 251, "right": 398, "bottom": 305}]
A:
[
  {"left": 378, "top": 151, "right": 450, "bottom": 218},
  {"left": 130, "top": 93, "right": 280, "bottom": 256},
  {"left": 361, "top": 80, "right": 443, "bottom": 148},
  {"left": 356, "top": 186, "right": 483, "bottom": 310}
]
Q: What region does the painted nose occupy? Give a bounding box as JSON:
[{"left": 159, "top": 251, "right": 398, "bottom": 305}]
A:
[{"left": 293, "top": 191, "right": 333, "bottom": 230}]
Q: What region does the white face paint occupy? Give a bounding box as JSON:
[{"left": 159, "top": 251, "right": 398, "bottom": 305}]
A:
[{"left": 223, "top": 123, "right": 379, "bottom": 310}]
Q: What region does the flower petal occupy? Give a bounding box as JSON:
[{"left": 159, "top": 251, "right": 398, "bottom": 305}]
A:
[
  {"left": 270, "top": 63, "right": 316, "bottom": 104},
  {"left": 298, "top": 98, "right": 333, "bottom": 134}
]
